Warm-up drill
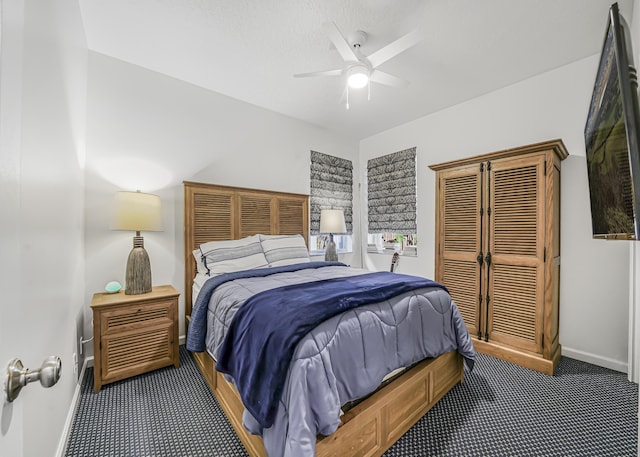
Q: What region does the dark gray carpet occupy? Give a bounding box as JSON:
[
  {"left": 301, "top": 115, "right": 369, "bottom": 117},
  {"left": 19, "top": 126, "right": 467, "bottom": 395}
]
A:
[{"left": 65, "top": 347, "right": 638, "bottom": 457}]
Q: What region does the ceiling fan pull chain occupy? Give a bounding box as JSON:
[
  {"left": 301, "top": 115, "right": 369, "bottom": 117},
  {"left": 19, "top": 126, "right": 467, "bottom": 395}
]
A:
[{"left": 346, "top": 85, "right": 350, "bottom": 110}]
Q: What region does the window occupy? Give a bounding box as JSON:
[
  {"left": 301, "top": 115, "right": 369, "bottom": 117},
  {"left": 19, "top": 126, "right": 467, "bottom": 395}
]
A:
[
  {"left": 310, "top": 151, "right": 353, "bottom": 254},
  {"left": 309, "top": 234, "right": 353, "bottom": 256},
  {"left": 367, "top": 233, "right": 417, "bottom": 256},
  {"left": 367, "top": 147, "right": 417, "bottom": 256}
]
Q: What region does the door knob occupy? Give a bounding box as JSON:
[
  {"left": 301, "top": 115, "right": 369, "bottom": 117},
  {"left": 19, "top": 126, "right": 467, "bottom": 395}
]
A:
[{"left": 4, "top": 356, "right": 62, "bottom": 402}]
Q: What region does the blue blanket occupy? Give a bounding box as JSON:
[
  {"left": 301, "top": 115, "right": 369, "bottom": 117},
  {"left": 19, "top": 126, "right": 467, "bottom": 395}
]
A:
[{"left": 215, "top": 271, "right": 447, "bottom": 428}]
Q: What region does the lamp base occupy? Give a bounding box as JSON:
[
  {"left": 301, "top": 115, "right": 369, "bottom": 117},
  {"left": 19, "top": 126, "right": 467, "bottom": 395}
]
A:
[
  {"left": 325, "top": 234, "right": 338, "bottom": 262},
  {"left": 125, "top": 236, "right": 152, "bottom": 295}
]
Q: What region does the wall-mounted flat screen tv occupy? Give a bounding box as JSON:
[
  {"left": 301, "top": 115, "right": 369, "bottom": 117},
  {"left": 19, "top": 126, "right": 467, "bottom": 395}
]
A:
[{"left": 585, "top": 2, "right": 640, "bottom": 240}]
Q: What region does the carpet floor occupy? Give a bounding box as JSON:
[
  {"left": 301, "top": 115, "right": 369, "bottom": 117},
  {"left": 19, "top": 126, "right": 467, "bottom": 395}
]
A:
[{"left": 65, "top": 347, "right": 638, "bottom": 456}]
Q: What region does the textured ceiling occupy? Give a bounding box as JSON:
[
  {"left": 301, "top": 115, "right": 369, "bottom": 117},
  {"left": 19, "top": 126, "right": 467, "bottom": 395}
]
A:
[{"left": 79, "top": 0, "right": 634, "bottom": 140}]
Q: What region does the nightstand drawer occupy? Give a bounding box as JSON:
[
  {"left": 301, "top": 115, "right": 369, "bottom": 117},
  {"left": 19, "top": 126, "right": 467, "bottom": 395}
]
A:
[{"left": 101, "top": 300, "right": 174, "bottom": 334}]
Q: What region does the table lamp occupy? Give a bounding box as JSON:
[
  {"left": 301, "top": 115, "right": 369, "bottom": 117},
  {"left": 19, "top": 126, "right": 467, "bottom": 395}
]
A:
[
  {"left": 320, "top": 209, "right": 346, "bottom": 261},
  {"left": 112, "top": 191, "right": 162, "bottom": 295}
]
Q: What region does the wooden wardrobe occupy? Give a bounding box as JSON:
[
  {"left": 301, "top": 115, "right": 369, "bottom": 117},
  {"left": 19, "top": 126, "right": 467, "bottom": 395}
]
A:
[{"left": 430, "top": 139, "right": 568, "bottom": 375}]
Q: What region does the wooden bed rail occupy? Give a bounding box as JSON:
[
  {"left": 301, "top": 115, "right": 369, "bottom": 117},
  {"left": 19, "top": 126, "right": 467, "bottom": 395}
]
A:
[{"left": 190, "top": 348, "right": 463, "bottom": 457}]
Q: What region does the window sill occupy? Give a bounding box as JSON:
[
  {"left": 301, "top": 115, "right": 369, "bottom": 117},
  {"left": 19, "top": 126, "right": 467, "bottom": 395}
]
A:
[
  {"left": 366, "top": 249, "right": 417, "bottom": 257},
  {"left": 309, "top": 250, "right": 352, "bottom": 256}
]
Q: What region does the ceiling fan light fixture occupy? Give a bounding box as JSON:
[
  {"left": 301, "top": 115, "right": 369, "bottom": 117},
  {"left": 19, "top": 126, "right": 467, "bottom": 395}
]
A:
[{"left": 347, "top": 65, "right": 369, "bottom": 89}]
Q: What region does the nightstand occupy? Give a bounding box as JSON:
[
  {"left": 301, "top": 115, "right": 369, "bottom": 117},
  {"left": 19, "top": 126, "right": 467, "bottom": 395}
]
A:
[{"left": 90, "top": 284, "right": 180, "bottom": 392}]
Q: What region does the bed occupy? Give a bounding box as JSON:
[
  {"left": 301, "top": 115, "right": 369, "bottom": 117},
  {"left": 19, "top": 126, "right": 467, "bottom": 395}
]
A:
[{"left": 183, "top": 181, "right": 475, "bottom": 457}]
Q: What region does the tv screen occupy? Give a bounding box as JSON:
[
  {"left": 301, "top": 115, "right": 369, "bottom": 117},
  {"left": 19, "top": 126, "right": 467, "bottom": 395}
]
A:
[{"left": 584, "top": 2, "right": 640, "bottom": 240}]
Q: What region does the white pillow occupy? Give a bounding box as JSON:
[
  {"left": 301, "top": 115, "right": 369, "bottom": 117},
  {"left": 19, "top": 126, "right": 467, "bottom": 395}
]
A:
[
  {"left": 259, "top": 234, "right": 311, "bottom": 267},
  {"left": 199, "top": 235, "right": 269, "bottom": 276},
  {"left": 192, "top": 249, "right": 209, "bottom": 275}
]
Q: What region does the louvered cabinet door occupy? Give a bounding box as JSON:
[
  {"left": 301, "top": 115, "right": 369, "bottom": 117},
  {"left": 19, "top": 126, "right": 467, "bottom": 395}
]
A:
[
  {"left": 101, "top": 310, "right": 173, "bottom": 382},
  {"left": 486, "top": 155, "right": 545, "bottom": 353},
  {"left": 436, "top": 165, "right": 483, "bottom": 338}
]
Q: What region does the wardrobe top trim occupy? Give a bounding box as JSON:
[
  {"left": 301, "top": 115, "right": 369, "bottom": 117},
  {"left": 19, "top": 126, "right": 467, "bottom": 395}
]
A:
[{"left": 428, "top": 139, "right": 569, "bottom": 171}]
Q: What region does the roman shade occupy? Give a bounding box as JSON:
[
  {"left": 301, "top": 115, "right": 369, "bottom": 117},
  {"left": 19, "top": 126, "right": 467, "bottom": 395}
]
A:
[
  {"left": 367, "top": 147, "right": 417, "bottom": 234},
  {"left": 310, "top": 150, "right": 353, "bottom": 235}
]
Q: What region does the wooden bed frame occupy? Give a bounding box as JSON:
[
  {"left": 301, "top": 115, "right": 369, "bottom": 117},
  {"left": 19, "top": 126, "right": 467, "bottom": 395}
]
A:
[{"left": 183, "top": 181, "right": 464, "bottom": 457}]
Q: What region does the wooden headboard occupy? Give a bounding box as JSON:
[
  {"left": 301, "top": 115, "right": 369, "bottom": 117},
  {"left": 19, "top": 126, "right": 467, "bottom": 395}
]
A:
[{"left": 183, "top": 181, "right": 309, "bottom": 318}]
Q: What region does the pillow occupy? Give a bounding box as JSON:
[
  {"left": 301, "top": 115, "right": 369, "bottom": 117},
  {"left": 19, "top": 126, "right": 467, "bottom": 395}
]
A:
[
  {"left": 192, "top": 249, "right": 209, "bottom": 275},
  {"left": 259, "top": 234, "right": 311, "bottom": 267},
  {"left": 199, "top": 235, "right": 269, "bottom": 276}
]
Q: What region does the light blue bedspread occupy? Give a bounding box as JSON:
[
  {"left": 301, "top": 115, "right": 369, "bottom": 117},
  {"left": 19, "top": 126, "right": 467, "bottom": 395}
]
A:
[{"left": 195, "top": 264, "right": 475, "bottom": 457}]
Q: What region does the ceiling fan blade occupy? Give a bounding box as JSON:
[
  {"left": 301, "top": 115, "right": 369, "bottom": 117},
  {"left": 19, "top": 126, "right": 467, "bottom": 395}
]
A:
[
  {"left": 323, "top": 21, "right": 359, "bottom": 63},
  {"left": 294, "top": 69, "right": 343, "bottom": 78},
  {"left": 370, "top": 70, "right": 410, "bottom": 88},
  {"left": 367, "top": 29, "right": 423, "bottom": 69}
]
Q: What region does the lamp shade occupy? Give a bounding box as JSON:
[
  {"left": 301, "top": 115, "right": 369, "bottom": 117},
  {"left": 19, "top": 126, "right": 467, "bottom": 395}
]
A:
[
  {"left": 320, "top": 209, "right": 346, "bottom": 234},
  {"left": 112, "top": 191, "right": 163, "bottom": 232}
]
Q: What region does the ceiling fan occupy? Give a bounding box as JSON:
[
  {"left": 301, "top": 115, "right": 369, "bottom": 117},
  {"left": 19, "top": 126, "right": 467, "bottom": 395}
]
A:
[{"left": 294, "top": 22, "right": 423, "bottom": 108}]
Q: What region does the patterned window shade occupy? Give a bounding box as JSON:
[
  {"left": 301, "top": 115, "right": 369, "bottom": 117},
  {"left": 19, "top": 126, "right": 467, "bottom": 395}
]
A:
[
  {"left": 310, "top": 151, "right": 353, "bottom": 235},
  {"left": 368, "top": 147, "right": 417, "bottom": 234}
]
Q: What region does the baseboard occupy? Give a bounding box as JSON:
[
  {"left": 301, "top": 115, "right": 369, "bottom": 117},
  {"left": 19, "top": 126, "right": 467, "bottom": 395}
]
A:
[
  {"left": 179, "top": 334, "right": 185, "bottom": 345},
  {"left": 54, "top": 356, "right": 92, "bottom": 457},
  {"left": 562, "top": 347, "right": 628, "bottom": 374}
]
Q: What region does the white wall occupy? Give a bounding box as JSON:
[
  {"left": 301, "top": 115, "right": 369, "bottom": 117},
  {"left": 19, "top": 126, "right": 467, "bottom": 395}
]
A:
[
  {"left": 623, "top": 5, "right": 640, "bottom": 453},
  {"left": 628, "top": 0, "right": 640, "bottom": 385},
  {"left": 360, "top": 56, "right": 631, "bottom": 371},
  {"left": 83, "top": 52, "right": 359, "bottom": 349},
  {"left": 0, "top": 1, "right": 87, "bottom": 457}
]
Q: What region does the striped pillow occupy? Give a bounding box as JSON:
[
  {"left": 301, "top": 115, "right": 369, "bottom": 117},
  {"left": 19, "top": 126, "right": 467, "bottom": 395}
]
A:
[
  {"left": 260, "top": 234, "right": 310, "bottom": 267},
  {"left": 199, "top": 235, "right": 268, "bottom": 276}
]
